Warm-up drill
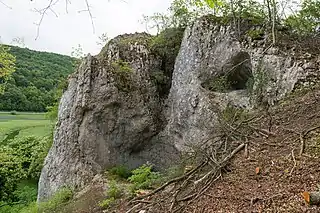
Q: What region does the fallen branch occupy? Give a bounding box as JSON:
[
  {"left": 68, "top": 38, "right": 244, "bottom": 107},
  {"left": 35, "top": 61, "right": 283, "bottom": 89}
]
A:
[
  {"left": 249, "top": 125, "right": 276, "bottom": 137},
  {"left": 220, "top": 143, "right": 245, "bottom": 167},
  {"left": 299, "top": 124, "right": 320, "bottom": 155},
  {"left": 289, "top": 150, "right": 297, "bottom": 175},
  {"left": 131, "top": 161, "right": 207, "bottom": 203},
  {"left": 299, "top": 133, "right": 305, "bottom": 156}
]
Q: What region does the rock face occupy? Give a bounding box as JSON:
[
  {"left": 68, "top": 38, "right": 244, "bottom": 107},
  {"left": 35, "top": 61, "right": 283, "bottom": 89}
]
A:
[
  {"left": 164, "top": 16, "right": 319, "bottom": 150},
  {"left": 38, "top": 17, "right": 319, "bottom": 200},
  {"left": 38, "top": 33, "right": 179, "bottom": 201}
]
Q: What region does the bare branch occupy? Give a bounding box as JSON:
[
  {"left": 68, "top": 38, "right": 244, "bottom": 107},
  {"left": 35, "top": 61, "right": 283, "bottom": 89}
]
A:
[
  {"left": 0, "top": 0, "right": 12, "bottom": 9},
  {"left": 65, "top": 0, "right": 71, "bottom": 13},
  {"left": 33, "top": 0, "right": 60, "bottom": 40},
  {"left": 78, "top": 0, "right": 95, "bottom": 33}
]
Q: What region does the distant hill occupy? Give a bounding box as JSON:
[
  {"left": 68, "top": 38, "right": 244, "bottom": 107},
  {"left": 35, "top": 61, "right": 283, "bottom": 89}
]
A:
[{"left": 0, "top": 45, "right": 76, "bottom": 112}]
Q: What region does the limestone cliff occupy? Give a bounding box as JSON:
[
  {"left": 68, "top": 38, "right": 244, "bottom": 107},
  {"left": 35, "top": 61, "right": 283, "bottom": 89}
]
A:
[
  {"left": 38, "top": 16, "right": 319, "bottom": 201},
  {"left": 163, "top": 16, "right": 320, "bottom": 151},
  {"left": 38, "top": 33, "right": 179, "bottom": 201}
]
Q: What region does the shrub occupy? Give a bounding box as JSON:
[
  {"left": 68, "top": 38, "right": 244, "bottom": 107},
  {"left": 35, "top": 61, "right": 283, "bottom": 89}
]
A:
[
  {"left": 37, "top": 187, "right": 73, "bottom": 213},
  {"left": 0, "top": 136, "right": 51, "bottom": 202},
  {"left": 108, "top": 165, "right": 132, "bottom": 180},
  {"left": 98, "top": 197, "right": 115, "bottom": 209},
  {"left": 128, "top": 164, "right": 161, "bottom": 191},
  {"left": 10, "top": 111, "right": 17, "bottom": 115},
  {"left": 107, "top": 181, "right": 122, "bottom": 199},
  {"left": 98, "top": 180, "right": 122, "bottom": 209}
]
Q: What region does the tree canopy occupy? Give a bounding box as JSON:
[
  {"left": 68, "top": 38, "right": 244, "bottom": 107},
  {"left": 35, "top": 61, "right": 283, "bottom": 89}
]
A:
[
  {"left": 0, "top": 45, "right": 15, "bottom": 93},
  {"left": 0, "top": 45, "right": 75, "bottom": 112}
]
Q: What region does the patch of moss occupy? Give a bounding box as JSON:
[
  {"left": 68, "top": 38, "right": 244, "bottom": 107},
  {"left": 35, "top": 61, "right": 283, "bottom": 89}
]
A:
[
  {"left": 110, "top": 59, "right": 135, "bottom": 92},
  {"left": 247, "top": 29, "right": 264, "bottom": 40},
  {"left": 203, "top": 75, "right": 232, "bottom": 93}
]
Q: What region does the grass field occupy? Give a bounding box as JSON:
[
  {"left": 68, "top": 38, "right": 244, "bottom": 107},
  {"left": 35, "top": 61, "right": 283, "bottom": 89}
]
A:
[
  {"left": 0, "top": 112, "right": 52, "bottom": 213},
  {"left": 0, "top": 111, "right": 52, "bottom": 142}
]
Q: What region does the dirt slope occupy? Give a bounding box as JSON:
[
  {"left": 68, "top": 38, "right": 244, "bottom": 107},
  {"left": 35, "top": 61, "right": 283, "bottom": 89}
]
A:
[{"left": 185, "top": 89, "right": 320, "bottom": 213}]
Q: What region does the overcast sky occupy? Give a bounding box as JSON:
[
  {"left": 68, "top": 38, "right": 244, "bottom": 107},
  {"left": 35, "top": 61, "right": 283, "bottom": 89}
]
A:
[{"left": 0, "top": 0, "right": 171, "bottom": 56}]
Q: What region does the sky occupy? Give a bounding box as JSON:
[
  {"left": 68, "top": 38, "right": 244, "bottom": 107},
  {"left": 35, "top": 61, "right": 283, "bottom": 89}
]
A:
[{"left": 0, "top": 0, "right": 172, "bottom": 56}]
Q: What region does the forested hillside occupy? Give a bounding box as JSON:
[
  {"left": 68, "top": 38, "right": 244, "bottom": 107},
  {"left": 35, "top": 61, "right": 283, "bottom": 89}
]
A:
[{"left": 0, "top": 45, "right": 75, "bottom": 112}]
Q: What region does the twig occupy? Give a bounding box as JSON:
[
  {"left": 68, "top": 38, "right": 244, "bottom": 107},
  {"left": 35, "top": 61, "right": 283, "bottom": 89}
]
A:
[
  {"left": 131, "top": 161, "right": 207, "bottom": 203},
  {"left": 244, "top": 143, "right": 248, "bottom": 158},
  {"left": 125, "top": 203, "right": 142, "bottom": 213},
  {"left": 299, "top": 133, "right": 305, "bottom": 156},
  {"left": 299, "top": 124, "right": 320, "bottom": 155},
  {"left": 220, "top": 143, "right": 245, "bottom": 167},
  {"left": 0, "top": 0, "right": 12, "bottom": 9},
  {"left": 289, "top": 150, "right": 297, "bottom": 175},
  {"left": 33, "top": 0, "right": 59, "bottom": 40},
  {"left": 249, "top": 125, "right": 276, "bottom": 137},
  {"left": 78, "top": 0, "right": 95, "bottom": 33}
]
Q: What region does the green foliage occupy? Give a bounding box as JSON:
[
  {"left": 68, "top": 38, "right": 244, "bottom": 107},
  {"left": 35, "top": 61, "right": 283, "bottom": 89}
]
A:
[
  {"left": 150, "top": 27, "right": 184, "bottom": 97},
  {"left": 107, "top": 181, "right": 122, "bottom": 199},
  {"left": 0, "top": 45, "right": 75, "bottom": 112},
  {"left": 206, "top": 75, "right": 231, "bottom": 92},
  {"left": 98, "top": 197, "right": 115, "bottom": 209},
  {"left": 98, "top": 180, "right": 123, "bottom": 209},
  {"left": 128, "top": 164, "right": 161, "bottom": 191},
  {"left": 111, "top": 60, "right": 134, "bottom": 92},
  {"left": 14, "top": 188, "right": 73, "bottom": 213},
  {"left": 0, "top": 45, "right": 15, "bottom": 93},
  {"left": 108, "top": 165, "right": 132, "bottom": 180},
  {"left": 284, "top": 0, "right": 320, "bottom": 35},
  {"left": 0, "top": 136, "right": 51, "bottom": 202},
  {"left": 13, "top": 181, "right": 38, "bottom": 204},
  {"left": 37, "top": 188, "right": 73, "bottom": 213},
  {"left": 246, "top": 28, "right": 265, "bottom": 40},
  {"left": 0, "top": 180, "right": 38, "bottom": 213},
  {"left": 0, "top": 146, "right": 25, "bottom": 202},
  {"left": 9, "top": 111, "right": 17, "bottom": 115}
]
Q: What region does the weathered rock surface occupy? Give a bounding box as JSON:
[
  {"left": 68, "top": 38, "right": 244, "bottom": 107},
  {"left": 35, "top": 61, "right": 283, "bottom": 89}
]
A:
[
  {"left": 164, "top": 16, "right": 319, "bottom": 150},
  {"left": 38, "top": 33, "right": 179, "bottom": 201},
  {"left": 38, "top": 16, "right": 319, "bottom": 201}
]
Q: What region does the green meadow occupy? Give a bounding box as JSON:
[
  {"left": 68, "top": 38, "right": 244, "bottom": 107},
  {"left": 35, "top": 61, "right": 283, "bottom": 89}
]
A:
[
  {"left": 0, "top": 112, "right": 52, "bottom": 143},
  {"left": 0, "top": 112, "right": 53, "bottom": 213}
]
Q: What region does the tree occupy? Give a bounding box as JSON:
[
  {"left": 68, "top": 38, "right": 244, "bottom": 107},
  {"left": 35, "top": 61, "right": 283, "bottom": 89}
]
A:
[{"left": 0, "top": 45, "right": 15, "bottom": 93}]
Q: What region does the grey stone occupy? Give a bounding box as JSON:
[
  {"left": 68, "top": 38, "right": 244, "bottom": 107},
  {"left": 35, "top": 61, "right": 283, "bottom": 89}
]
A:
[
  {"left": 38, "top": 16, "right": 319, "bottom": 202},
  {"left": 38, "top": 33, "right": 178, "bottom": 201}
]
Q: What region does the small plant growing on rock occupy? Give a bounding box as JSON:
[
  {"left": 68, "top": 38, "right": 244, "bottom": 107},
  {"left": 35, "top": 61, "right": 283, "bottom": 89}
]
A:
[
  {"left": 37, "top": 187, "right": 73, "bottom": 213},
  {"left": 128, "top": 164, "right": 161, "bottom": 193},
  {"left": 99, "top": 180, "right": 123, "bottom": 209},
  {"left": 111, "top": 59, "right": 134, "bottom": 92},
  {"left": 108, "top": 165, "right": 132, "bottom": 180},
  {"left": 206, "top": 75, "right": 232, "bottom": 93},
  {"left": 246, "top": 29, "right": 264, "bottom": 40}
]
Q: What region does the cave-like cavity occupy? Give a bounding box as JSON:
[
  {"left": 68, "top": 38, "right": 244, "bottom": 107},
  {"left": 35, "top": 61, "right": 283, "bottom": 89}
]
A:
[{"left": 224, "top": 51, "right": 253, "bottom": 90}]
